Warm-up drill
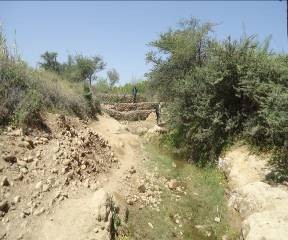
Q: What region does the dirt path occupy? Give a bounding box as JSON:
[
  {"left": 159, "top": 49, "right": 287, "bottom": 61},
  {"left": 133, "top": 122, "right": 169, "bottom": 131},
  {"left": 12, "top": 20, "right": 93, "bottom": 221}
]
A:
[
  {"left": 90, "top": 115, "right": 142, "bottom": 192},
  {"left": 24, "top": 114, "right": 144, "bottom": 240}
]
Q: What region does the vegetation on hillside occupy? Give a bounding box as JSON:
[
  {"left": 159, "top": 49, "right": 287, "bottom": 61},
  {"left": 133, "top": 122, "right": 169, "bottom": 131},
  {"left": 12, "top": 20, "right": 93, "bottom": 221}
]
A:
[
  {"left": 146, "top": 18, "right": 288, "bottom": 181},
  {"left": 0, "top": 30, "right": 101, "bottom": 129},
  {"left": 0, "top": 27, "right": 150, "bottom": 129}
]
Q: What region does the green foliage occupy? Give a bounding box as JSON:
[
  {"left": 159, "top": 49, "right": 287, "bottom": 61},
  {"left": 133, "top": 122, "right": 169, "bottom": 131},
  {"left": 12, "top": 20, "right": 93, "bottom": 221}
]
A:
[
  {"left": 0, "top": 29, "right": 97, "bottom": 128},
  {"left": 83, "top": 83, "right": 100, "bottom": 117},
  {"left": 91, "top": 78, "right": 152, "bottom": 104},
  {"left": 39, "top": 51, "right": 61, "bottom": 73},
  {"left": 61, "top": 54, "right": 105, "bottom": 85},
  {"left": 93, "top": 77, "right": 110, "bottom": 93},
  {"left": 14, "top": 90, "right": 43, "bottom": 127},
  {"left": 107, "top": 68, "right": 120, "bottom": 87},
  {"left": 0, "top": 59, "right": 29, "bottom": 124},
  {"left": 127, "top": 144, "right": 238, "bottom": 240},
  {"left": 147, "top": 18, "right": 288, "bottom": 178}
]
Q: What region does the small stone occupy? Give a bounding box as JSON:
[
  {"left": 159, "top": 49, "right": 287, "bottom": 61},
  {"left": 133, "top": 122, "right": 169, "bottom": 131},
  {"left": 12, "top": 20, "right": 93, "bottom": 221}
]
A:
[
  {"left": 36, "top": 151, "right": 41, "bottom": 158},
  {"left": 35, "top": 181, "right": 43, "bottom": 190},
  {"left": 33, "top": 207, "right": 45, "bottom": 216},
  {"left": 14, "top": 196, "right": 21, "bottom": 204},
  {"left": 126, "top": 198, "right": 135, "bottom": 205},
  {"left": 63, "top": 159, "right": 71, "bottom": 166},
  {"left": 40, "top": 137, "right": 48, "bottom": 143},
  {"left": 138, "top": 184, "right": 146, "bottom": 193},
  {"left": 168, "top": 179, "right": 178, "bottom": 190},
  {"left": 14, "top": 174, "right": 24, "bottom": 181},
  {"left": 24, "top": 156, "right": 33, "bottom": 163},
  {"left": 1, "top": 176, "right": 10, "bottom": 186},
  {"left": 20, "top": 168, "right": 28, "bottom": 174},
  {"left": 53, "top": 146, "right": 60, "bottom": 153},
  {"left": 3, "top": 155, "right": 17, "bottom": 164},
  {"left": 24, "top": 140, "right": 34, "bottom": 149},
  {"left": 0, "top": 201, "right": 9, "bottom": 213},
  {"left": 17, "top": 160, "right": 27, "bottom": 167},
  {"left": 222, "top": 235, "right": 228, "bottom": 240},
  {"left": 148, "top": 222, "right": 154, "bottom": 229},
  {"left": 83, "top": 179, "right": 90, "bottom": 188},
  {"left": 129, "top": 166, "right": 136, "bottom": 174},
  {"left": 22, "top": 209, "right": 31, "bottom": 216},
  {"left": 42, "top": 184, "right": 50, "bottom": 192},
  {"left": 214, "top": 217, "right": 221, "bottom": 223},
  {"left": 10, "top": 129, "right": 22, "bottom": 136}
]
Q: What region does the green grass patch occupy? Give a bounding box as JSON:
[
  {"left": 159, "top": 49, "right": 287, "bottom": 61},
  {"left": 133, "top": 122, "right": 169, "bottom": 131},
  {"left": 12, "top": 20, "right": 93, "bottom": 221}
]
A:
[{"left": 126, "top": 144, "right": 239, "bottom": 240}]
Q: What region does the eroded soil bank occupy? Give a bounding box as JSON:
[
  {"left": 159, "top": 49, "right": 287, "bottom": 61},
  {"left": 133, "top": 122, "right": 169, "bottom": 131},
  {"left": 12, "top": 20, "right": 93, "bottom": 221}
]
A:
[{"left": 220, "top": 144, "right": 288, "bottom": 240}]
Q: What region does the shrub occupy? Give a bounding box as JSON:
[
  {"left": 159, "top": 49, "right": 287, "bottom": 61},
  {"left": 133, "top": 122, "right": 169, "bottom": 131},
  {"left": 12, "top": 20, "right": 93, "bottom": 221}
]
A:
[
  {"left": 14, "top": 90, "right": 43, "bottom": 127},
  {"left": 0, "top": 28, "right": 98, "bottom": 128},
  {"left": 147, "top": 18, "right": 288, "bottom": 178}
]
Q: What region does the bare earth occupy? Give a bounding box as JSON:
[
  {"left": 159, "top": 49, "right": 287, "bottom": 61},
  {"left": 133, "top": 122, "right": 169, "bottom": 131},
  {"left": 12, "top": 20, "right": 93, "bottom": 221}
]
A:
[
  {"left": 220, "top": 144, "right": 288, "bottom": 240},
  {"left": 0, "top": 113, "right": 154, "bottom": 240},
  {"left": 2, "top": 112, "right": 288, "bottom": 240}
]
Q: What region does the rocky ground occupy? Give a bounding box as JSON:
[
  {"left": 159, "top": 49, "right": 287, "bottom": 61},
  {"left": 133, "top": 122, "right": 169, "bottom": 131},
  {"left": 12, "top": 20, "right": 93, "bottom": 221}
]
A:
[
  {"left": 219, "top": 144, "right": 288, "bottom": 240},
  {"left": 0, "top": 113, "right": 120, "bottom": 239},
  {"left": 0, "top": 109, "right": 168, "bottom": 240},
  {"left": 2, "top": 102, "right": 286, "bottom": 240}
]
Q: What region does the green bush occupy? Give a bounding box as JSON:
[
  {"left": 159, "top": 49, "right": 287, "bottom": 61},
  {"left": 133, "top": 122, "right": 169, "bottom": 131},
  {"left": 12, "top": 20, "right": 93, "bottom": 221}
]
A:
[
  {"left": 147, "top": 18, "right": 288, "bottom": 178},
  {"left": 0, "top": 61, "right": 28, "bottom": 124},
  {"left": 83, "top": 83, "right": 101, "bottom": 117},
  {"left": 0, "top": 29, "right": 99, "bottom": 128},
  {"left": 92, "top": 78, "right": 152, "bottom": 102},
  {"left": 14, "top": 90, "right": 43, "bottom": 127}
]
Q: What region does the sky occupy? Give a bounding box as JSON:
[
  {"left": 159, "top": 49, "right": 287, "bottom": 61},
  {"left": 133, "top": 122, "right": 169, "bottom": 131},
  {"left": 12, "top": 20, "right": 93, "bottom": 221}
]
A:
[{"left": 0, "top": 1, "right": 287, "bottom": 84}]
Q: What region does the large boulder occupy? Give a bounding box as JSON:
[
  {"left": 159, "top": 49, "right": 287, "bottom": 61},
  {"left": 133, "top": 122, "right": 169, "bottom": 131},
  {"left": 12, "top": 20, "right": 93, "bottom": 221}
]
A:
[
  {"left": 241, "top": 210, "right": 288, "bottom": 240},
  {"left": 229, "top": 181, "right": 288, "bottom": 218}
]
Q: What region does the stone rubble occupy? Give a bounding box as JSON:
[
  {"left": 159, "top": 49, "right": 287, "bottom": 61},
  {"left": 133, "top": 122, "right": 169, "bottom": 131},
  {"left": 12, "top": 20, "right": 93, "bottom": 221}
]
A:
[{"left": 0, "top": 113, "right": 118, "bottom": 239}]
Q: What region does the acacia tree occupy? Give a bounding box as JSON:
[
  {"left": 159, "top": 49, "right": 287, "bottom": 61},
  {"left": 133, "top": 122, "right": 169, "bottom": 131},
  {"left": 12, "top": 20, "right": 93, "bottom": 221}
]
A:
[
  {"left": 107, "top": 68, "right": 120, "bottom": 87},
  {"left": 39, "top": 51, "right": 61, "bottom": 73},
  {"left": 75, "top": 55, "right": 105, "bottom": 85}
]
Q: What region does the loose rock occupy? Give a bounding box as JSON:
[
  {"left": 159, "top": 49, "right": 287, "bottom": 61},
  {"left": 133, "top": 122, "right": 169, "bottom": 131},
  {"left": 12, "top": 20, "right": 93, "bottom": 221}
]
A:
[
  {"left": 0, "top": 201, "right": 9, "bottom": 213},
  {"left": 3, "top": 155, "right": 17, "bottom": 164},
  {"left": 167, "top": 179, "right": 178, "bottom": 190},
  {"left": 1, "top": 176, "right": 10, "bottom": 187}
]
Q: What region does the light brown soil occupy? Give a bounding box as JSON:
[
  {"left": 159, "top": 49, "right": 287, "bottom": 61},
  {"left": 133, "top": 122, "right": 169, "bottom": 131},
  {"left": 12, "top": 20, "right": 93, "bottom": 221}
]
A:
[
  {"left": 0, "top": 112, "right": 150, "bottom": 240},
  {"left": 221, "top": 144, "right": 288, "bottom": 240}
]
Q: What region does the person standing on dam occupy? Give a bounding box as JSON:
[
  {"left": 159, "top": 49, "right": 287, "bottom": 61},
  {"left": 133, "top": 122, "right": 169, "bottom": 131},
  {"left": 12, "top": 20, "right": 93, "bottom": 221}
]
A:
[
  {"left": 132, "top": 86, "right": 138, "bottom": 103},
  {"left": 155, "top": 102, "right": 161, "bottom": 125}
]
